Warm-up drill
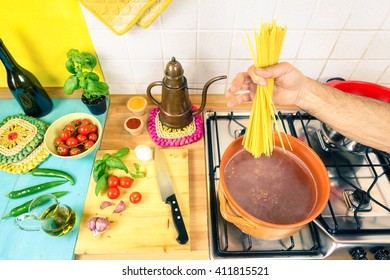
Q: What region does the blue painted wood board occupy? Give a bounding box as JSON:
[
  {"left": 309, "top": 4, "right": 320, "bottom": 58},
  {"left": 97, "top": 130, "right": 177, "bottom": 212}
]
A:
[{"left": 0, "top": 98, "right": 107, "bottom": 259}]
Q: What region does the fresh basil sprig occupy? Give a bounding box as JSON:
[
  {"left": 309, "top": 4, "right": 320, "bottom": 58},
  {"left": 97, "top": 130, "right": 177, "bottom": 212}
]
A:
[
  {"left": 92, "top": 147, "right": 146, "bottom": 196},
  {"left": 129, "top": 163, "right": 146, "bottom": 179},
  {"left": 93, "top": 147, "right": 129, "bottom": 196}
]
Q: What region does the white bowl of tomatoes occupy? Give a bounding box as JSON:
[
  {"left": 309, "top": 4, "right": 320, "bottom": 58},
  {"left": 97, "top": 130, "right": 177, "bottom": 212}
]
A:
[{"left": 44, "top": 112, "right": 103, "bottom": 159}]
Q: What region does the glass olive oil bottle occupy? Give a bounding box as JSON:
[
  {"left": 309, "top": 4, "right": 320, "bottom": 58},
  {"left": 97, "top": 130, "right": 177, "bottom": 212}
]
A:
[{"left": 0, "top": 39, "right": 53, "bottom": 117}]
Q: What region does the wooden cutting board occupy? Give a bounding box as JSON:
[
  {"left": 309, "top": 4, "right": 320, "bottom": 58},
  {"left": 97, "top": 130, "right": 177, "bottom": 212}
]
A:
[{"left": 74, "top": 148, "right": 190, "bottom": 255}]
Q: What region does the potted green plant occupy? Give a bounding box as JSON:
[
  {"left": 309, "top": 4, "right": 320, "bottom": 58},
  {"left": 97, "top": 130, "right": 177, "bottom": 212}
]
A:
[{"left": 64, "top": 49, "right": 109, "bottom": 115}]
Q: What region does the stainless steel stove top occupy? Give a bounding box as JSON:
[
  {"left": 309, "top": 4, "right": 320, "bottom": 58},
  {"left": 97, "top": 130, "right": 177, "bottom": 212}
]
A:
[{"left": 203, "top": 109, "right": 390, "bottom": 260}]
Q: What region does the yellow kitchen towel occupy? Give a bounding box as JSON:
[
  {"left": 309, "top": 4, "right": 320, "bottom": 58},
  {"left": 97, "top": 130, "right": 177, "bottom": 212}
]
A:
[
  {"left": 0, "top": 0, "right": 103, "bottom": 88},
  {"left": 80, "top": 0, "right": 157, "bottom": 35},
  {"left": 137, "top": 0, "right": 173, "bottom": 28}
]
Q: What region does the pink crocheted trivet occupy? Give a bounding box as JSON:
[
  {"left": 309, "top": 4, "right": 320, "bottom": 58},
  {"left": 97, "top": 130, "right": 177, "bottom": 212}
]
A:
[{"left": 148, "top": 106, "right": 203, "bottom": 147}]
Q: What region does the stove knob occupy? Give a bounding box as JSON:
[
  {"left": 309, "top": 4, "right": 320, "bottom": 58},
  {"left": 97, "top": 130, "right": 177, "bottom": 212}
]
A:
[
  {"left": 371, "top": 247, "right": 390, "bottom": 260},
  {"left": 349, "top": 247, "right": 368, "bottom": 260}
]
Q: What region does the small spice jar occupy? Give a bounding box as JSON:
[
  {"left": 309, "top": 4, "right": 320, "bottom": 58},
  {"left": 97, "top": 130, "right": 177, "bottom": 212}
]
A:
[
  {"left": 127, "top": 96, "right": 147, "bottom": 116},
  {"left": 124, "top": 116, "right": 144, "bottom": 136}
]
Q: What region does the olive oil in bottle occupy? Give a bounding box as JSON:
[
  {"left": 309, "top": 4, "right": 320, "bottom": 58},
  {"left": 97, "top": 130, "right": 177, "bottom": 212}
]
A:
[{"left": 0, "top": 39, "right": 53, "bottom": 117}]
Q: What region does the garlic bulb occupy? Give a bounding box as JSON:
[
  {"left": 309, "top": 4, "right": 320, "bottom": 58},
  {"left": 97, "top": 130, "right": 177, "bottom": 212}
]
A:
[{"left": 87, "top": 216, "right": 110, "bottom": 237}]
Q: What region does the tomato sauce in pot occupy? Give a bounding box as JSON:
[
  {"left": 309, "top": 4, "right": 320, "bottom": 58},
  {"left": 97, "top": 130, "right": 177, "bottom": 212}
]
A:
[{"left": 224, "top": 147, "right": 317, "bottom": 225}]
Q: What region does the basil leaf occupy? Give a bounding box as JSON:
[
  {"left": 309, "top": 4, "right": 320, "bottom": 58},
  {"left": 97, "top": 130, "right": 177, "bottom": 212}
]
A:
[
  {"left": 113, "top": 147, "right": 130, "bottom": 158},
  {"left": 70, "top": 50, "right": 85, "bottom": 66},
  {"left": 65, "top": 60, "right": 76, "bottom": 74},
  {"left": 85, "top": 81, "right": 109, "bottom": 97},
  {"left": 83, "top": 52, "right": 97, "bottom": 70},
  {"left": 63, "top": 76, "right": 79, "bottom": 95},
  {"left": 102, "top": 153, "right": 111, "bottom": 161},
  {"left": 85, "top": 72, "right": 100, "bottom": 82},
  {"left": 95, "top": 173, "right": 108, "bottom": 196},
  {"left": 93, "top": 159, "right": 104, "bottom": 169},
  {"left": 129, "top": 163, "right": 145, "bottom": 178},
  {"left": 66, "top": 49, "right": 80, "bottom": 60},
  {"left": 106, "top": 157, "right": 129, "bottom": 173},
  {"left": 93, "top": 161, "right": 106, "bottom": 183}
]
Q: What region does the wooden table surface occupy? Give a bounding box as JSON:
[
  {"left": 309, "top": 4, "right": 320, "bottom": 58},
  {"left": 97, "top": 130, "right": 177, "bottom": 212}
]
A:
[{"left": 75, "top": 94, "right": 253, "bottom": 260}]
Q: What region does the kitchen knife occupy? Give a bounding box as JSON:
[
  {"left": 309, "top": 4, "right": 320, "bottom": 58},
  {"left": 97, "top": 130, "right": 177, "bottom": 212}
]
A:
[{"left": 154, "top": 146, "right": 189, "bottom": 244}]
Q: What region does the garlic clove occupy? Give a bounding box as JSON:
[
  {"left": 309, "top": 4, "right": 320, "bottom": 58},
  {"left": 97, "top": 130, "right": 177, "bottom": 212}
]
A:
[
  {"left": 100, "top": 201, "right": 114, "bottom": 209},
  {"left": 95, "top": 217, "right": 109, "bottom": 234},
  {"left": 113, "top": 200, "right": 126, "bottom": 213},
  {"left": 87, "top": 216, "right": 98, "bottom": 232}
]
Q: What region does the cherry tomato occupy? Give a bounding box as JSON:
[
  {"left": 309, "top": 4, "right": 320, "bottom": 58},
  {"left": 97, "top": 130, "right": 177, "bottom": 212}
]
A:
[
  {"left": 107, "top": 187, "right": 120, "bottom": 199},
  {"left": 88, "top": 133, "right": 98, "bottom": 142},
  {"left": 66, "top": 137, "right": 79, "bottom": 147},
  {"left": 57, "top": 144, "right": 69, "bottom": 156},
  {"left": 60, "top": 130, "right": 71, "bottom": 141},
  {"left": 107, "top": 175, "right": 120, "bottom": 188},
  {"left": 71, "top": 119, "right": 82, "bottom": 126},
  {"left": 77, "top": 134, "right": 87, "bottom": 143},
  {"left": 82, "top": 118, "right": 92, "bottom": 125},
  {"left": 89, "top": 124, "right": 97, "bottom": 133},
  {"left": 78, "top": 125, "right": 91, "bottom": 135},
  {"left": 54, "top": 137, "right": 64, "bottom": 146},
  {"left": 69, "top": 147, "right": 82, "bottom": 156},
  {"left": 84, "top": 140, "right": 95, "bottom": 150},
  {"left": 120, "top": 176, "right": 133, "bottom": 188},
  {"left": 130, "top": 191, "right": 142, "bottom": 204},
  {"left": 65, "top": 124, "right": 76, "bottom": 134}
]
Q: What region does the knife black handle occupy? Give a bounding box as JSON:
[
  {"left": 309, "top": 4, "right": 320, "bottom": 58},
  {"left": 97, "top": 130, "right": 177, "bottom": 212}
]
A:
[{"left": 166, "top": 194, "right": 189, "bottom": 244}]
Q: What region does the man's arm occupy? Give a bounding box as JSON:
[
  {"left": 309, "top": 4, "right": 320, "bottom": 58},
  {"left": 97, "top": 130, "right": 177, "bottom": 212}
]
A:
[{"left": 299, "top": 78, "right": 390, "bottom": 154}]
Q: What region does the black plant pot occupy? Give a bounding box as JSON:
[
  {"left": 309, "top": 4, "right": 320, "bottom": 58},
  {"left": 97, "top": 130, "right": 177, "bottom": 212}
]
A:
[{"left": 81, "top": 95, "right": 107, "bottom": 115}]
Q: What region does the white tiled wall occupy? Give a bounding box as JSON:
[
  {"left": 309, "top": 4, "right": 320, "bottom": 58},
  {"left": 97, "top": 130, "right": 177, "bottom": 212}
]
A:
[{"left": 81, "top": 0, "right": 390, "bottom": 95}]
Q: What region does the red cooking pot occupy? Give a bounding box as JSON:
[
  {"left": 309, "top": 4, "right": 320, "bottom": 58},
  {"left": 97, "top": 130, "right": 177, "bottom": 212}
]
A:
[
  {"left": 326, "top": 79, "right": 390, "bottom": 103},
  {"left": 322, "top": 79, "right": 390, "bottom": 155}
]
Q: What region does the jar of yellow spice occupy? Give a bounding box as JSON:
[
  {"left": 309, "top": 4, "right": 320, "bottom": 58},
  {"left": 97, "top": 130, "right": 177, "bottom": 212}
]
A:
[{"left": 127, "top": 96, "right": 147, "bottom": 116}]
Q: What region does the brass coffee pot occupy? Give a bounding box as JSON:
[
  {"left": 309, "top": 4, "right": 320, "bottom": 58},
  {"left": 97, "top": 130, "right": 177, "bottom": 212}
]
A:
[{"left": 147, "top": 57, "right": 227, "bottom": 128}]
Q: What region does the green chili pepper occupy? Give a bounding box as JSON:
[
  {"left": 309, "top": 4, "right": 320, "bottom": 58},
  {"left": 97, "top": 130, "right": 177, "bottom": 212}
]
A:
[
  {"left": 5, "top": 180, "right": 68, "bottom": 199},
  {"left": 1, "top": 191, "right": 69, "bottom": 219},
  {"left": 28, "top": 168, "right": 75, "bottom": 185}
]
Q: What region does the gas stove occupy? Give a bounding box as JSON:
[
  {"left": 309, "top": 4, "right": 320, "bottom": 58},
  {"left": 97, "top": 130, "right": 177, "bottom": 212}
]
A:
[{"left": 203, "top": 109, "right": 390, "bottom": 260}]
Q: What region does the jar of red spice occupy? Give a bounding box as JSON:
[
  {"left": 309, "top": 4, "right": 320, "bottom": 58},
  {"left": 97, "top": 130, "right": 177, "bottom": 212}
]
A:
[{"left": 124, "top": 116, "right": 144, "bottom": 136}]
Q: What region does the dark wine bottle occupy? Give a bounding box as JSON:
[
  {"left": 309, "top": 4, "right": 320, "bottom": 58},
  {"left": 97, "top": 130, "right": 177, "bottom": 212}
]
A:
[{"left": 0, "top": 39, "right": 53, "bottom": 117}]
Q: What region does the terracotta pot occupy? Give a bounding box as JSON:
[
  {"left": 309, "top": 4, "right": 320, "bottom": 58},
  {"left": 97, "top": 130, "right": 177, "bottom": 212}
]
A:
[
  {"left": 124, "top": 116, "right": 144, "bottom": 136},
  {"left": 127, "top": 96, "right": 147, "bottom": 116},
  {"left": 219, "top": 132, "right": 330, "bottom": 240}
]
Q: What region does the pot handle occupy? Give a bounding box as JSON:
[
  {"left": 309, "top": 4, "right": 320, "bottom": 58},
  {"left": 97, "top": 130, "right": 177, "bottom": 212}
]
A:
[
  {"left": 146, "top": 81, "right": 162, "bottom": 106},
  {"left": 218, "top": 187, "right": 260, "bottom": 229}
]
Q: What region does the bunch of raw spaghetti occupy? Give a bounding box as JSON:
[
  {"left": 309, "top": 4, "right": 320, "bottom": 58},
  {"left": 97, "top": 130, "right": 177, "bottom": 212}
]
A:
[{"left": 242, "top": 21, "right": 288, "bottom": 158}]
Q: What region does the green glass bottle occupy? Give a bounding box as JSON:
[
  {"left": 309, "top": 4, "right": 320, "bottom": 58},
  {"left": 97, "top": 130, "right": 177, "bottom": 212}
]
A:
[{"left": 0, "top": 39, "right": 53, "bottom": 117}]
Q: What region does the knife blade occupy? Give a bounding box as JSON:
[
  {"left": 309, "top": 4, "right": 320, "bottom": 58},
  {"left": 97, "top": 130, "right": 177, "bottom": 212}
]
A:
[{"left": 154, "top": 146, "right": 189, "bottom": 244}]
